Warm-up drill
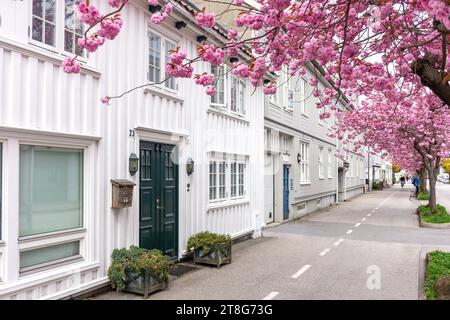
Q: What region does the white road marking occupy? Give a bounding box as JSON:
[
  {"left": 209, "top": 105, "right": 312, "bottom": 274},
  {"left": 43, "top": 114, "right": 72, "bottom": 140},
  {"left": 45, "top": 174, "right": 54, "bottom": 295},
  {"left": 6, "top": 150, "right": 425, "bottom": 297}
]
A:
[
  {"left": 334, "top": 238, "right": 345, "bottom": 246},
  {"left": 263, "top": 292, "right": 279, "bottom": 300},
  {"left": 367, "top": 213, "right": 372, "bottom": 216},
  {"left": 291, "top": 265, "right": 311, "bottom": 279},
  {"left": 319, "top": 248, "right": 331, "bottom": 256},
  {"left": 361, "top": 218, "right": 367, "bottom": 221},
  {"left": 354, "top": 223, "right": 361, "bottom": 227},
  {"left": 346, "top": 229, "right": 353, "bottom": 234}
]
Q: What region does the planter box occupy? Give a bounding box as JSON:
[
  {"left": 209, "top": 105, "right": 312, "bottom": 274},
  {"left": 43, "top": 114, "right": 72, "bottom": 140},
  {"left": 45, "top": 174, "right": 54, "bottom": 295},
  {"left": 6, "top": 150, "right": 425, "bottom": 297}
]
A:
[
  {"left": 121, "top": 270, "right": 168, "bottom": 299},
  {"left": 419, "top": 220, "right": 450, "bottom": 229},
  {"left": 193, "top": 241, "right": 232, "bottom": 268}
]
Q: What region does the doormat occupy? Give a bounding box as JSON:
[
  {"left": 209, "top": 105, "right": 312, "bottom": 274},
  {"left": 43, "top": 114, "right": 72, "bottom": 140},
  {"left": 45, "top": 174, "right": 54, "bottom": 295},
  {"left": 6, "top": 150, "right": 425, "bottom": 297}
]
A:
[{"left": 169, "top": 264, "right": 199, "bottom": 277}]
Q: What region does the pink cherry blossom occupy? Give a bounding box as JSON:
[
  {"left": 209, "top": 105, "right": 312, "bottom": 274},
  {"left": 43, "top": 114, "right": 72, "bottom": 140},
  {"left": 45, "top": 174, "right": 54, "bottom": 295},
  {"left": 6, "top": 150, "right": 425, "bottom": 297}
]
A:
[
  {"left": 205, "top": 86, "right": 217, "bottom": 96},
  {"left": 77, "top": 2, "right": 102, "bottom": 26},
  {"left": 62, "top": 57, "right": 81, "bottom": 74},
  {"left": 195, "top": 10, "right": 215, "bottom": 28}
]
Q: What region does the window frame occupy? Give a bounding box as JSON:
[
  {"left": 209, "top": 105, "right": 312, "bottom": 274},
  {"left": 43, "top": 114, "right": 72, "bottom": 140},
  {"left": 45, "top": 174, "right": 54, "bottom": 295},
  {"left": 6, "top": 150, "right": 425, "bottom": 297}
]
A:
[
  {"left": 318, "top": 146, "right": 324, "bottom": 179},
  {"left": 230, "top": 74, "right": 246, "bottom": 116},
  {"left": 29, "top": 0, "right": 87, "bottom": 59},
  {"left": 327, "top": 149, "right": 333, "bottom": 179},
  {"left": 17, "top": 141, "right": 88, "bottom": 275},
  {"left": 210, "top": 65, "right": 226, "bottom": 108},
  {"left": 208, "top": 155, "right": 248, "bottom": 205},
  {"left": 147, "top": 28, "right": 179, "bottom": 93},
  {"left": 299, "top": 141, "right": 310, "bottom": 185}
]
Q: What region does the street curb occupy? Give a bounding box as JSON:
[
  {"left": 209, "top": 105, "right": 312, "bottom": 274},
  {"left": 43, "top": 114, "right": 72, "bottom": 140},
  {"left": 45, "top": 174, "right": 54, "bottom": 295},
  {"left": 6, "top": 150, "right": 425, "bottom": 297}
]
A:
[{"left": 419, "top": 221, "right": 450, "bottom": 229}]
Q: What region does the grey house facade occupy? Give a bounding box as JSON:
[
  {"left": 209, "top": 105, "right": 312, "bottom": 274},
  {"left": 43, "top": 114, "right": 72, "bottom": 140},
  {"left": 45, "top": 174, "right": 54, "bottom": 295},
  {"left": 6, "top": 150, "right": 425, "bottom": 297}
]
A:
[{"left": 263, "top": 63, "right": 366, "bottom": 225}]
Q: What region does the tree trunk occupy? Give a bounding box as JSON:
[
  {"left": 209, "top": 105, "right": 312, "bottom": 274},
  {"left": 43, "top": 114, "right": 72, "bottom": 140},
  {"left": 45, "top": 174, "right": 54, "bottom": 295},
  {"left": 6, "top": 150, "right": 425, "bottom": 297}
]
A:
[
  {"left": 412, "top": 53, "right": 450, "bottom": 108},
  {"left": 418, "top": 167, "right": 428, "bottom": 193},
  {"left": 426, "top": 166, "right": 437, "bottom": 213}
]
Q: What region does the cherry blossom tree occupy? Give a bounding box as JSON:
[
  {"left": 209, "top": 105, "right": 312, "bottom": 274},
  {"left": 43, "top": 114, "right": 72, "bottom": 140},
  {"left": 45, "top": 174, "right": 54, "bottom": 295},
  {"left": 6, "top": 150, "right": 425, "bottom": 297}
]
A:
[
  {"left": 63, "top": 0, "right": 449, "bottom": 109},
  {"left": 337, "top": 90, "right": 450, "bottom": 212}
]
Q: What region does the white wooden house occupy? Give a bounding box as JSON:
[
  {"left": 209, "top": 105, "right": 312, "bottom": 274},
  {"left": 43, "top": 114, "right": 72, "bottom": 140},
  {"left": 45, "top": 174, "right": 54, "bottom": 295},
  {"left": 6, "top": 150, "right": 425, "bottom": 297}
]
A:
[{"left": 0, "top": 0, "right": 265, "bottom": 299}]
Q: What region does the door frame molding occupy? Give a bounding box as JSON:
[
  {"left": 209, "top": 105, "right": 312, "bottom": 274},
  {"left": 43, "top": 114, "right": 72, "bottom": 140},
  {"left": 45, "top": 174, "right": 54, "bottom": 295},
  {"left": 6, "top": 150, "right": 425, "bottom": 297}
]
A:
[{"left": 135, "top": 126, "right": 186, "bottom": 259}]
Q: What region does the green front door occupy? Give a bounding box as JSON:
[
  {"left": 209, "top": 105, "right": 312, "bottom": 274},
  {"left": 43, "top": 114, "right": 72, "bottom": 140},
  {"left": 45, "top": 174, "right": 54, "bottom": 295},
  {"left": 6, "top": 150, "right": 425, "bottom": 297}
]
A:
[{"left": 139, "top": 141, "right": 178, "bottom": 260}]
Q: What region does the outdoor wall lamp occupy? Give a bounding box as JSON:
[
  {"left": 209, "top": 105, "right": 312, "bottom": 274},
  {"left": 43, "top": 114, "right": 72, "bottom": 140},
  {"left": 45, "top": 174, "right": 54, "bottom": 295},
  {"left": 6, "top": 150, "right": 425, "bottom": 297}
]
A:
[
  {"left": 196, "top": 35, "right": 207, "bottom": 43},
  {"left": 129, "top": 153, "right": 139, "bottom": 176},
  {"left": 186, "top": 157, "right": 195, "bottom": 176},
  {"left": 297, "top": 153, "right": 301, "bottom": 163},
  {"left": 148, "top": 4, "right": 162, "bottom": 13},
  {"left": 229, "top": 57, "right": 239, "bottom": 63},
  {"left": 175, "top": 21, "right": 187, "bottom": 29}
]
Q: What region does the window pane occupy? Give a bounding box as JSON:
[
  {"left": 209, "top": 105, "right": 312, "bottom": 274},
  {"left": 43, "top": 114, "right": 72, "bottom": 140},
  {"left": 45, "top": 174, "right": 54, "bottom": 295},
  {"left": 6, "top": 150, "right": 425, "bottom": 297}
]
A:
[
  {"left": 19, "top": 145, "right": 83, "bottom": 237},
  {"left": 20, "top": 241, "right": 80, "bottom": 269},
  {"left": 32, "top": 17, "right": 43, "bottom": 42},
  {"left": 44, "top": 22, "right": 55, "bottom": 46},
  {"left": 33, "top": 0, "right": 43, "bottom": 17},
  {"left": 44, "top": 0, "right": 56, "bottom": 22},
  {"left": 165, "top": 40, "right": 176, "bottom": 90},
  {"left": 64, "top": 30, "right": 74, "bottom": 53}
]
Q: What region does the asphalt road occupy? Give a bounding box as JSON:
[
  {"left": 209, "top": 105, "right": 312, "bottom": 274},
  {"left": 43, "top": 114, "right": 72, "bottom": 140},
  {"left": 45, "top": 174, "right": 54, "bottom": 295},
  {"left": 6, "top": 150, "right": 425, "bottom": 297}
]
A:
[{"left": 94, "top": 182, "right": 450, "bottom": 300}]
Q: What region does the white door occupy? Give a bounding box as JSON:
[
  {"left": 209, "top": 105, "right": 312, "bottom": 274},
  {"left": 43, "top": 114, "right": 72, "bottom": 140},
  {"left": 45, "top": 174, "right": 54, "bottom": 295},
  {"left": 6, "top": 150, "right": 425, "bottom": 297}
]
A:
[{"left": 264, "top": 153, "right": 275, "bottom": 224}]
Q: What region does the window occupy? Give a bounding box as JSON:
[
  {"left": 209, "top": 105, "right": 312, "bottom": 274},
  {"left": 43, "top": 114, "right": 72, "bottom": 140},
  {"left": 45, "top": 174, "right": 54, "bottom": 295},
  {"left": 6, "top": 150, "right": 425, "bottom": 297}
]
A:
[
  {"left": 148, "top": 30, "right": 177, "bottom": 91},
  {"left": 64, "top": 0, "right": 84, "bottom": 55},
  {"left": 148, "top": 31, "right": 161, "bottom": 83},
  {"left": 286, "top": 88, "right": 294, "bottom": 109},
  {"left": 32, "top": 0, "right": 56, "bottom": 47},
  {"left": 31, "top": 0, "right": 85, "bottom": 55},
  {"left": 319, "top": 147, "right": 324, "bottom": 179},
  {"left": 164, "top": 40, "right": 176, "bottom": 90},
  {"left": 19, "top": 145, "right": 83, "bottom": 237},
  {"left": 299, "top": 141, "right": 310, "bottom": 184},
  {"left": 300, "top": 77, "right": 307, "bottom": 116},
  {"left": 209, "top": 157, "right": 247, "bottom": 204},
  {"left": 230, "top": 75, "right": 246, "bottom": 115},
  {"left": 20, "top": 241, "right": 80, "bottom": 269},
  {"left": 328, "top": 149, "right": 333, "bottom": 178},
  {"left": 211, "top": 65, "right": 225, "bottom": 105},
  {"left": 285, "top": 71, "right": 294, "bottom": 110},
  {"left": 282, "top": 136, "right": 290, "bottom": 155}
]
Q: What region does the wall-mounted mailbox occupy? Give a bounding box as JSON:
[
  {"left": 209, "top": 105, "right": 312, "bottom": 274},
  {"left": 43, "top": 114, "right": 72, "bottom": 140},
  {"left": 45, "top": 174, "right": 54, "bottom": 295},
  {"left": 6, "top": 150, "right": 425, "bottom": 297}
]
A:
[{"left": 111, "top": 179, "right": 136, "bottom": 209}]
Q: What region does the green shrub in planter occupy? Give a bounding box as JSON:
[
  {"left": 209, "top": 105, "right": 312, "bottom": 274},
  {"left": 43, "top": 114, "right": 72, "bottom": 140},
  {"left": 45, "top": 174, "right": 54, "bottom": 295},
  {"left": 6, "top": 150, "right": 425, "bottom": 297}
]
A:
[
  {"left": 187, "top": 231, "right": 232, "bottom": 268},
  {"left": 107, "top": 246, "right": 172, "bottom": 298},
  {"left": 417, "top": 191, "right": 430, "bottom": 201},
  {"left": 418, "top": 204, "right": 450, "bottom": 224}
]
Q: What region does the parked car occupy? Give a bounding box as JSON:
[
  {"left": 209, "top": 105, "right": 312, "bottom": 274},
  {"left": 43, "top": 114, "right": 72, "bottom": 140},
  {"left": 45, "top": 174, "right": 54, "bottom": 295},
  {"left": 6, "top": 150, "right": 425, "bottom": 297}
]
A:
[{"left": 437, "top": 173, "right": 449, "bottom": 183}]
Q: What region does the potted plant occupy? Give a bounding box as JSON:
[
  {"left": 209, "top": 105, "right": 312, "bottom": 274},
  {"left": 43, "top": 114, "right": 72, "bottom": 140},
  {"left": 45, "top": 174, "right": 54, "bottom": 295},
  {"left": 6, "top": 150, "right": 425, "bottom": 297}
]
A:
[
  {"left": 187, "top": 231, "right": 232, "bottom": 268},
  {"left": 107, "top": 246, "right": 172, "bottom": 298}
]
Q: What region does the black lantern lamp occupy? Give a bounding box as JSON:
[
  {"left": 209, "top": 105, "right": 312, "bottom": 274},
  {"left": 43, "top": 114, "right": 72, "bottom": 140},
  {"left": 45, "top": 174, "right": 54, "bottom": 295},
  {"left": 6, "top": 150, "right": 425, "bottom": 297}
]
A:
[
  {"left": 297, "top": 153, "right": 301, "bottom": 163},
  {"left": 186, "top": 157, "right": 194, "bottom": 176},
  {"left": 175, "top": 21, "right": 187, "bottom": 29},
  {"left": 264, "top": 78, "right": 271, "bottom": 85},
  {"left": 229, "top": 57, "right": 239, "bottom": 63},
  {"left": 129, "top": 153, "right": 139, "bottom": 176}
]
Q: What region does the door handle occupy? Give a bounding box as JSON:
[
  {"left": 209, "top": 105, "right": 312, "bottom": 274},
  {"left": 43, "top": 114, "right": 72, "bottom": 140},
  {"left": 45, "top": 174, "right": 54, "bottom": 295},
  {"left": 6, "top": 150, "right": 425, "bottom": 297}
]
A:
[{"left": 156, "top": 198, "right": 164, "bottom": 210}]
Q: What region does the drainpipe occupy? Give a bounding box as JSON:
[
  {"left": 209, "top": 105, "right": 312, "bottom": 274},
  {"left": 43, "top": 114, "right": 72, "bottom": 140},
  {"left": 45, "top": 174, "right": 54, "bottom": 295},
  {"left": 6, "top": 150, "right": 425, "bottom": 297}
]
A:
[{"left": 335, "top": 136, "right": 339, "bottom": 204}]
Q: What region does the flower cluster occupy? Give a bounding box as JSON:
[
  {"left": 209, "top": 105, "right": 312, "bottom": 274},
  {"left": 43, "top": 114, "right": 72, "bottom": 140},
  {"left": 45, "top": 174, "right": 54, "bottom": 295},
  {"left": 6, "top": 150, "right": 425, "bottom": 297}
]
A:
[
  {"left": 198, "top": 44, "right": 225, "bottom": 65},
  {"left": 150, "top": 3, "right": 173, "bottom": 24},
  {"left": 108, "top": 0, "right": 129, "bottom": 8},
  {"left": 97, "top": 16, "right": 123, "bottom": 40},
  {"left": 77, "top": 34, "right": 105, "bottom": 52},
  {"left": 77, "top": 2, "right": 102, "bottom": 26},
  {"left": 195, "top": 10, "right": 215, "bottom": 28},
  {"left": 165, "top": 49, "right": 193, "bottom": 78},
  {"left": 62, "top": 57, "right": 81, "bottom": 73},
  {"left": 194, "top": 73, "right": 215, "bottom": 86}
]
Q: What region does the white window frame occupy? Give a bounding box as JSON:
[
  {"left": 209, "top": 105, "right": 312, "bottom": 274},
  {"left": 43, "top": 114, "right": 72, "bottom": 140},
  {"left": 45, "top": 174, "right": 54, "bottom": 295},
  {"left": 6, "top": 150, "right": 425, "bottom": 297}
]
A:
[
  {"left": 327, "top": 149, "right": 333, "bottom": 179},
  {"left": 147, "top": 28, "right": 178, "bottom": 92},
  {"left": 0, "top": 131, "right": 96, "bottom": 279},
  {"left": 210, "top": 65, "right": 226, "bottom": 108},
  {"left": 230, "top": 74, "right": 246, "bottom": 116},
  {"left": 300, "top": 77, "right": 307, "bottom": 116},
  {"left": 208, "top": 154, "right": 248, "bottom": 205},
  {"left": 29, "top": 0, "right": 87, "bottom": 58},
  {"left": 318, "top": 147, "right": 324, "bottom": 179},
  {"left": 299, "top": 141, "right": 310, "bottom": 184}
]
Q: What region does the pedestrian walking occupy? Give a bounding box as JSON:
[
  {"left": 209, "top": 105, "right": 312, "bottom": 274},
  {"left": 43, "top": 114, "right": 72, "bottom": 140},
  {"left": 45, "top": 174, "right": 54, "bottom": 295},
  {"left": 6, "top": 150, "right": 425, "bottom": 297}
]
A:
[
  {"left": 400, "top": 176, "right": 405, "bottom": 188},
  {"left": 412, "top": 175, "right": 420, "bottom": 196}
]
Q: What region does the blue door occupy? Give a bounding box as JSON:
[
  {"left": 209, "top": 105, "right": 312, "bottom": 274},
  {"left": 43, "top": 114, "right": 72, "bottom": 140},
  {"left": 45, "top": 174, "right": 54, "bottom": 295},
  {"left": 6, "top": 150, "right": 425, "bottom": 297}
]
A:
[{"left": 283, "top": 165, "right": 289, "bottom": 220}]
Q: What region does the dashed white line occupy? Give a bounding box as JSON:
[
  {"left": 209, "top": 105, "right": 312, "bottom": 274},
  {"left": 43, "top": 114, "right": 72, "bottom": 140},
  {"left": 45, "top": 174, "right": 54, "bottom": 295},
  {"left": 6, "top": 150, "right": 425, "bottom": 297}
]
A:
[
  {"left": 367, "top": 213, "right": 372, "bottom": 217},
  {"left": 334, "top": 238, "right": 345, "bottom": 246},
  {"left": 354, "top": 223, "right": 361, "bottom": 227},
  {"left": 361, "top": 218, "right": 367, "bottom": 221},
  {"left": 319, "top": 248, "right": 331, "bottom": 256},
  {"left": 263, "top": 292, "right": 279, "bottom": 300},
  {"left": 291, "top": 265, "right": 311, "bottom": 279},
  {"left": 346, "top": 229, "right": 353, "bottom": 234}
]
